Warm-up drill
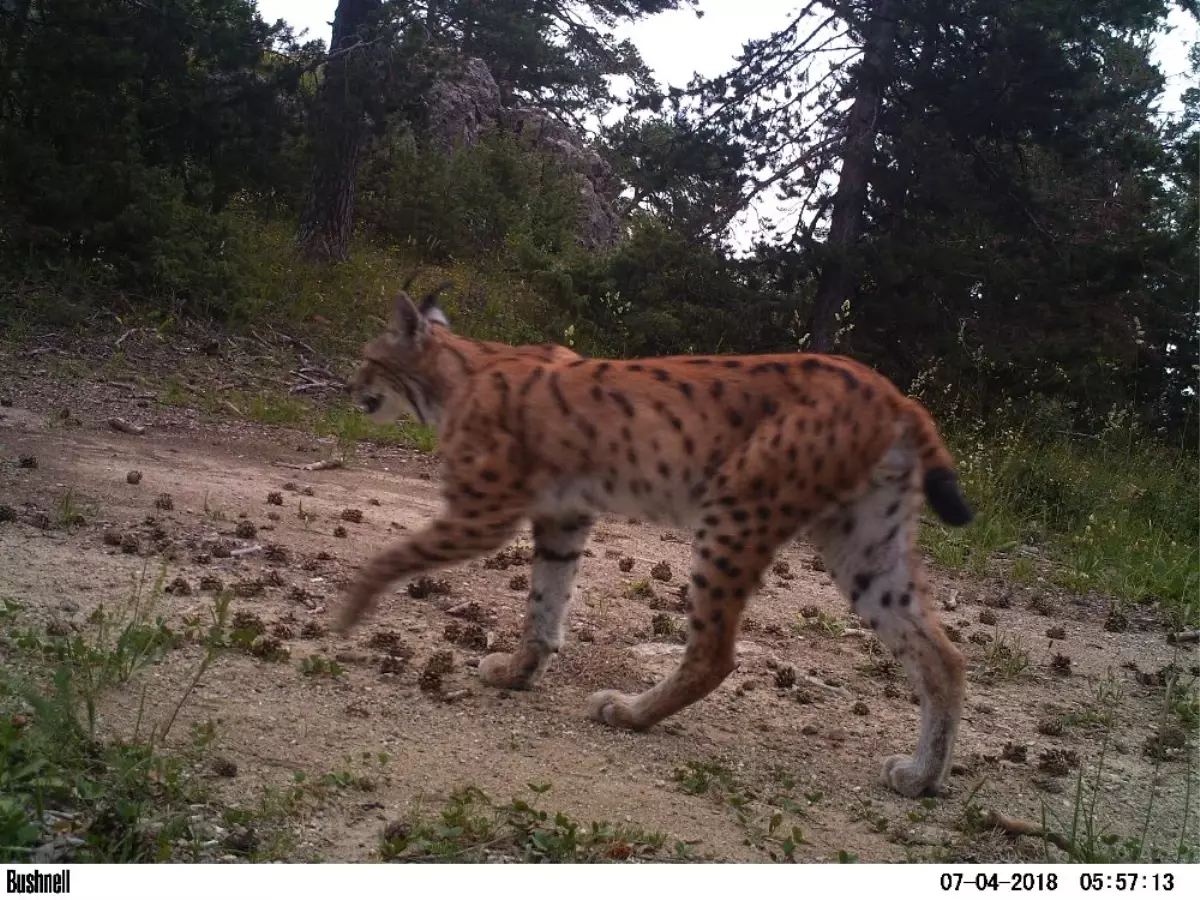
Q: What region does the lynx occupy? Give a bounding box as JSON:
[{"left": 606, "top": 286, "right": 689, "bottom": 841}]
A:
[{"left": 339, "top": 284, "right": 972, "bottom": 798}]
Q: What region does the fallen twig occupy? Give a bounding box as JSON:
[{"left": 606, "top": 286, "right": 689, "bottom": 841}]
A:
[
  {"left": 230, "top": 545, "right": 263, "bottom": 558},
  {"left": 289, "top": 381, "right": 340, "bottom": 395},
  {"left": 982, "top": 809, "right": 1072, "bottom": 852},
  {"left": 273, "top": 459, "right": 344, "bottom": 472},
  {"left": 800, "top": 675, "right": 852, "bottom": 699},
  {"left": 271, "top": 327, "right": 317, "bottom": 358},
  {"left": 114, "top": 328, "right": 140, "bottom": 348},
  {"left": 1167, "top": 630, "right": 1199, "bottom": 646},
  {"left": 107, "top": 417, "right": 145, "bottom": 436}
]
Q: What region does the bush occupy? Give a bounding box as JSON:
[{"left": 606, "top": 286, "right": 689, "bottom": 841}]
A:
[{"left": 356, "top": 131, "right": 582, "bottom": 265}]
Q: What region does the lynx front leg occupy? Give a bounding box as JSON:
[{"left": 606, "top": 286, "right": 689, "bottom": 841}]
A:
[
  {"left": 336, "top": 512, "right": 521, "bottom": 633},
  {"left": 479, "top": 515, "right": 593, "bottom": 690}
]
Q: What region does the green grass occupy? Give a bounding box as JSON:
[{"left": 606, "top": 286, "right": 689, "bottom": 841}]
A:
[
  {"left": 954, "top": 665, "right": 1198, "bottom": 865},
  {"left": 921, "top": 426, "right": 1198, "bottom": 625},
  {"left": 225, "top": 214, "right": 564, "bottom": 353},
  {"left": 377, "top": 784, "right": 690, "bottom": 862},
  {"left": 0, "top": 565, "right": 234, "bottom": 861},
  {"left": 671, "top": 758, "right": 812, "bottom": 860}
]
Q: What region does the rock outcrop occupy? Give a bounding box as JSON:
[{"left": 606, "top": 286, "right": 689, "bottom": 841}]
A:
[{"left": 424, "top": 57, "right": 621, "bottom": 250}]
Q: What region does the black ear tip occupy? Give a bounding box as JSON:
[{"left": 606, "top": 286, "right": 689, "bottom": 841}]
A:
[{"left": 419, "top": 279, "right": 454, "bottom": 313}]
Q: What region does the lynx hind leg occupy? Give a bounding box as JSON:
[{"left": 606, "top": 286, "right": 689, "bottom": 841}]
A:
[
  {"left": 479, "top": 515, "right": 593, "bottom": 691},
  {"left": 811, "top": 444, "right": 965, "bottom": 798}
]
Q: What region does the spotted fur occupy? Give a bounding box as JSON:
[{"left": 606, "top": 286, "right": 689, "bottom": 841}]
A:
[{"left": 340, "top": 285, "right": 973, "bottom": 798}]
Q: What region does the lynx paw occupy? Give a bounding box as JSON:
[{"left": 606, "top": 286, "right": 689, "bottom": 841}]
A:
[
  {"left": 586, "top": 689, "right": 644, "bottom": 731},
  {"left": 882, "top": 754, "right": 942, "bottom": 798},
  {"left": 478, "top": 652, "right": 535, "bottom": 690}
]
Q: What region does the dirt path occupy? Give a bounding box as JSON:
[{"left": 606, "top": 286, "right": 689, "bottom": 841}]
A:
[{"left": 1, "top": 381, "right": 1196, "bottom": 863}]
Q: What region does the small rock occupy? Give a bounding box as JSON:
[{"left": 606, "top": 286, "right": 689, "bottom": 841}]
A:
[
  {"left": 18, "top": 455, "right": 37, "bottom": 469},
  {"left": 232, "top": 611, "right": 265, "bottom": 635},
  {"left": 165, "top": 577, "right": 192, "bottom": 596},
  {"left": 250, "top": 634, "right": 286, "bottom": 660},
  {"left": 650, "top": 560, "right": 672, "bottom": 582},
  {"left": 1143, "top": 725, "right": 1187, "bottom": 762},
  {"left": 368, "top": 498, "right": 381, "bottom": 506},
  {"left": 1046, "top": 624, "right": 1066, "bottom": 640},
  {"left": 651, "top": 612, "right": 677, "bottom": 637},
  {"left": 211, "top": 757, "right": 238, "bottom": 777},
  {"left": 408, "top": 576, "right": 451, "bottom": 599},
  {"left": 300, "top": 621, "right": 326, "bottom": 640},
  {"left": 1037, "top": 717, "right": 1065, "bottom": 736},
  {"left": 333, "top": 526, "right": 348, "bottom": 538},
  {"left": 154, "top": 493, "right": 174, "bottom": 511},
  {"left": 1038, "top": 748, "right": 1079, "bottom": 776},
  {"left": 979, "top": 608, "right": 998, "bottom": 626},
  {"left": 425, "top": 649, "right": 455, "bottom": 675},
  {"left": 1000, "top": 742, "right": 1028, "bottom": 763},
  {"left": 126, "top": 470, "right": 143, "bottom": 485},
  {"left": 508, "top": 573, "right": 529, "bottom": 591},
  {"left": 851, "top": 700, "right": 869, "bottom": 716},
  {"left": 235, "top": 521, "right": 257, "bottom": 539},
  {"left": 266, "top": 491, "right": 283, "bottom": 506},
  {"left": 120, "top": 533, "right": 140, "bottom": 554},
  {"left": 618, "top": 556, "right": 635, "bottom": 573},
  {"left": 264, "top": 543, "right": 289, "bottom": 563},
  {"left": 232, "top": 580, "right": 263, "bottom": 598},
  {"left": 340, "top": 508, "right": 363, "bottom": 523},
  {"left": 1104, "top": 606, "right": 1129, "bottom": 633}
]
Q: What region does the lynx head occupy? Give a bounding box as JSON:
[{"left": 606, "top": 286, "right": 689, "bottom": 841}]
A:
[{"left": 347, "top": 278, "right": 452, "bottom": 426}]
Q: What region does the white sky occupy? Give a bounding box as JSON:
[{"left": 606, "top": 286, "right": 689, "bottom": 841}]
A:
[
  {"left": 256, "top": 0, "right": 1196, "bottom": 245},
  {"left": 257, "top": 0, "right": 1196, "bottom": 112}
]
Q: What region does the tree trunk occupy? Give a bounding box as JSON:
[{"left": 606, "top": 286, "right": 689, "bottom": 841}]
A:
[
  {"left": 295, "top": 0, "right": 382, "bottom": 264},
  {"left": 0, "top": 0, "right": 34, "bottom": 114},
  {"left": 808, "top": 0, "right": 897, "bottom": 352}
]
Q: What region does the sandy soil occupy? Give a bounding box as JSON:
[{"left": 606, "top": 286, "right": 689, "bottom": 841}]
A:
[{"left": 1, "top": 351, "right": 1196, "bottom": 863}]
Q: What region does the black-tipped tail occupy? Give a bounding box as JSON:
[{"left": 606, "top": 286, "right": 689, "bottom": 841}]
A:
[{"left": 923, "top": 467, "right": 973, "bottom": 527}]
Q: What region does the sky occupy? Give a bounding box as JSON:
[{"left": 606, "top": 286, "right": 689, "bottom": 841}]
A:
[
  {"left": 255, "top": 0, "right": 1196, "bottom": 245},
  {"left": 256, "top": 0, "right": 1197, "bottom": 114}
]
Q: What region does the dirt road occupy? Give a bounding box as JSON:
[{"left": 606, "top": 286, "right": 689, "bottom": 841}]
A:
[{"left": 1, "top": 376, "right": 1195, "bottom": 862}]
